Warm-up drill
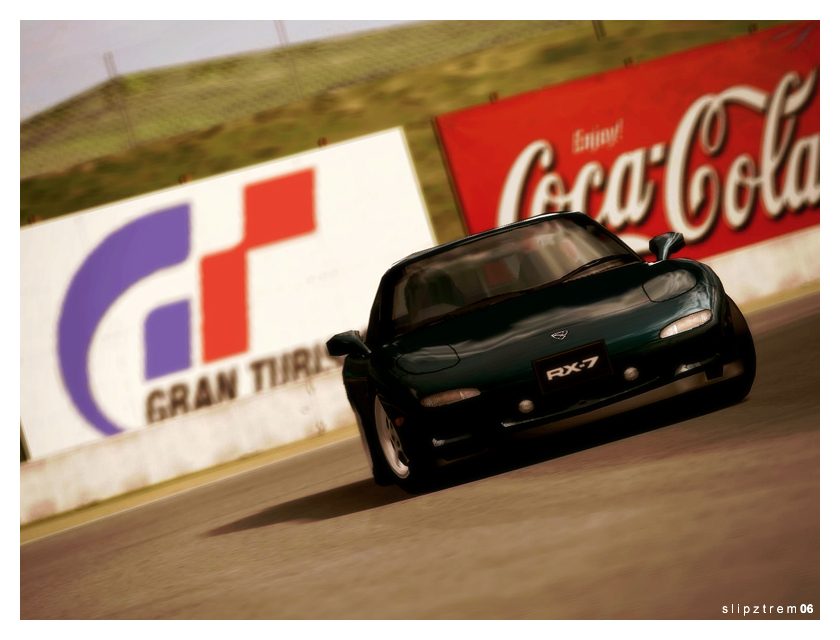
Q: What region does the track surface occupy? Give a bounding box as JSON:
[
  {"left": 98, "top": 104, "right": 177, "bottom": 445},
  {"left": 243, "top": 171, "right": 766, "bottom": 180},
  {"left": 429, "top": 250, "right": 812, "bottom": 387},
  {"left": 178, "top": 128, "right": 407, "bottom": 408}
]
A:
[{"left": 21, "top": 297, "right": 820, "bottom": 619}]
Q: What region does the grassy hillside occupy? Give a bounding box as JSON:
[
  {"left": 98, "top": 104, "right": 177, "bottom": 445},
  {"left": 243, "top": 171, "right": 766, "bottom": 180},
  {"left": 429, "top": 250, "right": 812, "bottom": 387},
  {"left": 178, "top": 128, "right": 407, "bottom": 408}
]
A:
[
  {"left": 21, "top": 21, "right": 569, "bottom": 179},
  {"left": 21, "top": 20, "right": 782, "bottom": 241}
]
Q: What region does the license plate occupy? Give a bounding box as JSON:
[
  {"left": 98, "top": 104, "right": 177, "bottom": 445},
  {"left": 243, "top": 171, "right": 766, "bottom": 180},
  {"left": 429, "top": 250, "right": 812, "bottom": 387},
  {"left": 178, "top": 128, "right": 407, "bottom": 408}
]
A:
[{"left": 533, "top": 341, "right": 612, "bottom": 393}]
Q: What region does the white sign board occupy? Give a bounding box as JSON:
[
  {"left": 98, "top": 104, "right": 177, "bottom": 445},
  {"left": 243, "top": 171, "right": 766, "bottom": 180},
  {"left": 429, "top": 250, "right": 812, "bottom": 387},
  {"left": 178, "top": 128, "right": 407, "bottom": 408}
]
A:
[{"left": 21, "top": 128, "right": 435, "bottom": 459}]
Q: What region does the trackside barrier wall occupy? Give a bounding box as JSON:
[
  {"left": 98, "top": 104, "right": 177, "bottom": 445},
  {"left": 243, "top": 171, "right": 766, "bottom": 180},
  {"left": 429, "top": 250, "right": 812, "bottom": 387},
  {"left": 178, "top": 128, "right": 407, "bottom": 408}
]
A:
[
  {"left": 21, "top": 128, "right": 435, "bottom": 524},
  {"left": 702, "top": 227, "right": 818, "bottom": 304},
  {"left": 21, "top": 369, "right": 350, "bottom": 523}
]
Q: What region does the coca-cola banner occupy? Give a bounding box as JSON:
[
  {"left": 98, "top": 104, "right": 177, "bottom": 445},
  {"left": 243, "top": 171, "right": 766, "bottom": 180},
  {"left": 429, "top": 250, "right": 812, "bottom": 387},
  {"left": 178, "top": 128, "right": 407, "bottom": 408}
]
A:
[{"left": 435, "top": 22, "right": 819, "bottom": 258}]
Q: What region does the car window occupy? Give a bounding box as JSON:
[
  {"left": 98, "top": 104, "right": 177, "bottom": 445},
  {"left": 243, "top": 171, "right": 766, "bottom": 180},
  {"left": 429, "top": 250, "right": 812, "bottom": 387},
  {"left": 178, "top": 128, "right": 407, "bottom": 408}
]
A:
[{"left": 384, "top": 216, "right": 634, "bottom": 339}]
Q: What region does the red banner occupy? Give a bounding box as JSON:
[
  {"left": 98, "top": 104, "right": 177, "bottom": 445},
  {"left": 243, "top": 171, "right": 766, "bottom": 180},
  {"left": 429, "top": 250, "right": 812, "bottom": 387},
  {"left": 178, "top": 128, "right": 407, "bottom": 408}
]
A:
[{"left": 435, "top": 22, "right": 819, "bottom": 258}]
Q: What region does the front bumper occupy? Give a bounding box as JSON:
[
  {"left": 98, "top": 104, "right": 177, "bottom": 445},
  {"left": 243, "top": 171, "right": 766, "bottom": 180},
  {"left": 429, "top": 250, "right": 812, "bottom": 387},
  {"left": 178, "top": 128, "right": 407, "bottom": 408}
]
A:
[
  {"left": 498, "top": 359, "right": 744, "bottom": 432},
  {"left": 410, "top": 319, "right": 745, "bottom": 461}
]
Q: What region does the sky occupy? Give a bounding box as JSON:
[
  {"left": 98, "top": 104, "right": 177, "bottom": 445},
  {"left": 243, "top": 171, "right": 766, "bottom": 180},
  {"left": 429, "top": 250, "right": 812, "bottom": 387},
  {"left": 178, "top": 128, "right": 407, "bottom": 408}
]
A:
[{"left": 20, "top": 20, "right": 412, "bottom": 119}]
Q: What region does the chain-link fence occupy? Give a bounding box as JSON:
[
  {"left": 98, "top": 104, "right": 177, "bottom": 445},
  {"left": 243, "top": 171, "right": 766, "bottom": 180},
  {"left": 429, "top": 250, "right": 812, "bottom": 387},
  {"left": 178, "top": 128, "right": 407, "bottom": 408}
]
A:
[{"left": 21, "top": 21, "right": 570, "bottom": 179}]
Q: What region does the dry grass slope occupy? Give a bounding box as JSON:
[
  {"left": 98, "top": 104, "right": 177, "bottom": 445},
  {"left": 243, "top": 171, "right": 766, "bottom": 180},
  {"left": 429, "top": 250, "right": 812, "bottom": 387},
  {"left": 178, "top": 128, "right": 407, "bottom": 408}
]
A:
[{"left": 22, "top": 21, "right": 570, "bottom": 179}]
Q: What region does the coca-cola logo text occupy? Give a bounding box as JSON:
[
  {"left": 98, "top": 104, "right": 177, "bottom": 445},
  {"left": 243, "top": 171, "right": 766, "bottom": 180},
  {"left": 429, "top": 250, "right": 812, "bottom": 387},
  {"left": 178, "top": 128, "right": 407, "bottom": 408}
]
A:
[{"left": 498, "top": 69, "right": 819, "bottom": 246}]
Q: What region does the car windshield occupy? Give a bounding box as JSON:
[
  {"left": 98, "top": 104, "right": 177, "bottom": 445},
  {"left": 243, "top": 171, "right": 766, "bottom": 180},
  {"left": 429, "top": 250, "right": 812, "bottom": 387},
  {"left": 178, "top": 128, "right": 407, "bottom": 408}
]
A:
[{"left": 385, "top": 216, "right": 635, "bottom": 338}]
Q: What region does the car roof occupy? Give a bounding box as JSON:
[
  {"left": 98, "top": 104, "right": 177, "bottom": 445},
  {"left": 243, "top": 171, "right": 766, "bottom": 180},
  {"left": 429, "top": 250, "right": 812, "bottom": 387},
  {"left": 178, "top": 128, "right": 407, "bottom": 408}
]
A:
[{"left": 387, "top": 211, "right": 590, "bottom": 274}]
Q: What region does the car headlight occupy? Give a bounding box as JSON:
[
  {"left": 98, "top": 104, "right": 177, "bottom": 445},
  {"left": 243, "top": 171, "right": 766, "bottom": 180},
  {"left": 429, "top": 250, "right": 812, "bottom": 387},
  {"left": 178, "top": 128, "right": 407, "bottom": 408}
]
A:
[
  {"left": 420, "top": 388, "right": 481, "bottom": 408},
  {"left": 643, "top": 270, "right": 697, "bottom": 302},
  {"left": 660, "top": 309, "right": 712, "bottom": 338}
]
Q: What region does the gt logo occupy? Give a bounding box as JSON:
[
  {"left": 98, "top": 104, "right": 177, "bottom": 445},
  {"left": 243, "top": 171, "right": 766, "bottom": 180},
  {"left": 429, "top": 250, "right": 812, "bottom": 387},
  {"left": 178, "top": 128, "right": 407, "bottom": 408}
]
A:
[
  {"left": 57, "top": 169, "right": 316, "bottom": 437},
  {"left": 546, "top": 356, "right": 599, "bottom": 380}
]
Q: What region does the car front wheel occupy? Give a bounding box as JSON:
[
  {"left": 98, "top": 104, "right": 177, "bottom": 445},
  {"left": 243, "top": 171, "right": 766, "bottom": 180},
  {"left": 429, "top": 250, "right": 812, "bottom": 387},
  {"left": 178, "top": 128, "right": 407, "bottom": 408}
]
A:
[{"left": 371, "top": 396, "right": 432, "bottom": 490}]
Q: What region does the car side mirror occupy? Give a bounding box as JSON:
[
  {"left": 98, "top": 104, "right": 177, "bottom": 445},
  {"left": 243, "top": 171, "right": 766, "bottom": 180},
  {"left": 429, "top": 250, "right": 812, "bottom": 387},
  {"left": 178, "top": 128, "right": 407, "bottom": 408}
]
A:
[
  {"left": 649, "top": 232, "right": 685, "bottom": 261},
  {"left": 326, "top": 330, "right": 371, "bottom": 358}
]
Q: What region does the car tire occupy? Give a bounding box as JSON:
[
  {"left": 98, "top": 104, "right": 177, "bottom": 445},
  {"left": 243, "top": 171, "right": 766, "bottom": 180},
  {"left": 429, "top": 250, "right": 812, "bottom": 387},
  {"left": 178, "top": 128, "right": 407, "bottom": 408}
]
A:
[
  {"left": 371, "top": 395, "right": 433, "bottom": 490},
  {"left": 721, "top": 297, "right": 756, "bottom": 404}
]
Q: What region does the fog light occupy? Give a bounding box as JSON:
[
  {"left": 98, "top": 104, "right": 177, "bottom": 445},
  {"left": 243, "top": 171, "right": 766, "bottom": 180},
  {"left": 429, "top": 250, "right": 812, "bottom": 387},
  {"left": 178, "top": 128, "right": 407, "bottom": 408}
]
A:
[
  {"left": 676, "top": 362, "right": 702, "bottom": 375},
  {"left": 518, "top": 399, "right": 535, "bottom": 414},
  {"left": 624, "top": 366, "right": 640, "bottom": 381},
  {"left": 420, "top": 388, "right": 480, "bottom": 408}
]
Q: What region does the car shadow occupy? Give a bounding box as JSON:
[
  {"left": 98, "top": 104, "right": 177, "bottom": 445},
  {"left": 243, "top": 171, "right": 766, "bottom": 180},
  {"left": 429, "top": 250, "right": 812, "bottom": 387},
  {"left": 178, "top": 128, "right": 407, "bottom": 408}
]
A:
[
  {"left": 205, "top": 479, "right": 411, "bottom": 536},
  {"left": 206, "top": 390, "right": 738, "bottom": 535}
]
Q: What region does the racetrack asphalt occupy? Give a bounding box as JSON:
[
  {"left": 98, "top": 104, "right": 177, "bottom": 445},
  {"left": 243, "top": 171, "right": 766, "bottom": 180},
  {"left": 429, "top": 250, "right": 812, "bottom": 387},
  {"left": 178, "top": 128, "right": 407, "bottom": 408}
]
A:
[{"left": 20, "top": 294, "right": 820, "bottom": 619}]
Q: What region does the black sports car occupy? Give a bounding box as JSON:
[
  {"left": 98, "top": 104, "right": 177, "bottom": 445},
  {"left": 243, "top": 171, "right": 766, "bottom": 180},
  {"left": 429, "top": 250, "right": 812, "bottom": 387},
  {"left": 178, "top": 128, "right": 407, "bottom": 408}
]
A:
[{"left": 327, "top": 212, "right": 755, "bottom": 488}]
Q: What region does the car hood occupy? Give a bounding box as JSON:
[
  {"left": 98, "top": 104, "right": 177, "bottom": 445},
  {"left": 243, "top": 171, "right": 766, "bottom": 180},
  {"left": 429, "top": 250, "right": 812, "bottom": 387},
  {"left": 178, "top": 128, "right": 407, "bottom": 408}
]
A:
[{"left": 383, "top": 260, "right": 714, "bottom": 389}]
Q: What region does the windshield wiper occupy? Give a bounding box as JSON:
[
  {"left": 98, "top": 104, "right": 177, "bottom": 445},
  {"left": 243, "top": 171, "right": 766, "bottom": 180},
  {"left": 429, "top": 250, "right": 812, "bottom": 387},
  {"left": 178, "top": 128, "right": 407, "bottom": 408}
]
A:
[
  {"left": 557, "top": 254, "right": 636, "bottom": 284},
  {"left": 399, "top": 290, "right": 528, "bottom": 335},
  {"left": 455, "top": 289, "right": 528, "bottom": 314}
]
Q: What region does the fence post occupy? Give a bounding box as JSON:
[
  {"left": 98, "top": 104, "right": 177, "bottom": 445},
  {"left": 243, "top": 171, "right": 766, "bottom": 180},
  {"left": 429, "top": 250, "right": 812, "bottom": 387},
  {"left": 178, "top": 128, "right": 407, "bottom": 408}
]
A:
[
  {"left": 103, "top": 51, "right": 137, "bottom": 148},
  {"left": 274, "top": 21, "right": 303, "bottom": 100}
]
